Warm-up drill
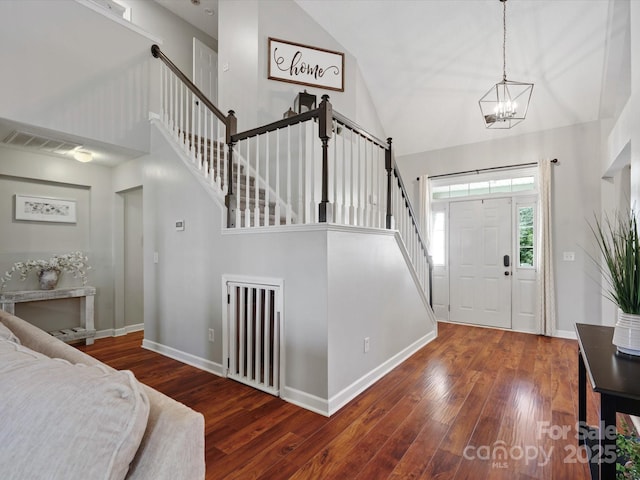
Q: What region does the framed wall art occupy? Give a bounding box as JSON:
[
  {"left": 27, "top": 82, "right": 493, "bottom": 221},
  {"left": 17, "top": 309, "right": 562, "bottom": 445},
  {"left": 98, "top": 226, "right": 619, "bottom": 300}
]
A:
[
  {"left": 268, "top": 37, "right": 344, "bottom": 92},
  {"left": 14, "top": 195, "right": 77, "bottom": 223}
]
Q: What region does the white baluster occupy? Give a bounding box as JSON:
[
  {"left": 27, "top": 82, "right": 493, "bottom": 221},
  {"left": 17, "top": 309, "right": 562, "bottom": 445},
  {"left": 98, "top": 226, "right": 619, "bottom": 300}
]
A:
[
  {"left": 340, "top": 125, "right": 347, "bottom": 225},
  {"left": 275, "top": 129, "right": 281, "bottom": 226},
  {"left": 255, "top": 135, "right": 261, "bottom": 226},
  {"left": 355, "top": 134, "right": 360, "bottom": 226},
  {"left": 235, "top": 145, "right": 241, "bottom": 228},
  {"left": 160, "top": 64, "right": 165, "bottom": 125},
  {"left": 265, "top": 131, "right": 270, "bottom": 226},
  {"left": 333, "top": 120, "right": 339, "bottom": 224},
  {"left": 349, "top": 129, "right": 355, "bottom": 225},
  {"left": 364, "top": 139, "right": 371, "bottom": 227},
  {"left": 298, "top": 122, "right": 303, "bottom": 224},
  {"left": 210, "top": 115, "right": 215, "bottom": 184},
  {"left": 286, "top": 125, "right": 292, "bottom": 225},
  {"left": 245, "top": 140, "right": 251, "bottom": 227},
  {"left": 216, "top": 119, "right": 222, "bottom": 190}
]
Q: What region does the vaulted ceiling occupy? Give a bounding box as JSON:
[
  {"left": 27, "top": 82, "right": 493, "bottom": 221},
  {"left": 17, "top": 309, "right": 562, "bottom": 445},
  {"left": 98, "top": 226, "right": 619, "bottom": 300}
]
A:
[
  {"left": 161, "top": 0, "right": 624, "bottom": 157},
  {"left": 295, "top": 0, "right": 623, "bottom": 156}
]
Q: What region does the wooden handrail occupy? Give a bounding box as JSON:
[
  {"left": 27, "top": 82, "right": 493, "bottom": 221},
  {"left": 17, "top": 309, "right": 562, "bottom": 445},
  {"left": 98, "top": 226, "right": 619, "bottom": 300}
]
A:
[
  {"left": 393, "top": 164, "right": 431, "bottom": 264},
  {"left": 151, "top": 44, "right": 227, "bottom": 123},
  {"left": 231, "top": 109, "right": 319, "bottom": 143},
  {"left": 332, "top": 111, "right": 388, "bottom": 149}
]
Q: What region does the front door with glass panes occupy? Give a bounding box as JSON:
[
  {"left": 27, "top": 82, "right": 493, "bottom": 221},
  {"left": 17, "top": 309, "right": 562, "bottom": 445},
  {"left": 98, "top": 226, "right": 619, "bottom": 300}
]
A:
[
  {"left": 430, "top": 170, "right": 538, "bottom": 332},
  {"left": 449, "top": 198, "right": 512, "bottom": 328}
]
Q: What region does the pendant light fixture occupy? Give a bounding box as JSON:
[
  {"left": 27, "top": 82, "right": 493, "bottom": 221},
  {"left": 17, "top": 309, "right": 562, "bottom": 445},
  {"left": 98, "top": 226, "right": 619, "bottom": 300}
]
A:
[{"left": 479, "top": 0, "right": 533, "bottom": 129}]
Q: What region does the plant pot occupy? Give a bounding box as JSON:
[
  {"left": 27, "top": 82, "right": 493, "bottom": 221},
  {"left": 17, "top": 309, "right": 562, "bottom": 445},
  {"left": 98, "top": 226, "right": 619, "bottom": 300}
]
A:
[
  {"left": 613, "top": 310, "right": 640, "bottom": 356},
  {"left": 38, "top": 269, "right": 59, "bottom": 290}
]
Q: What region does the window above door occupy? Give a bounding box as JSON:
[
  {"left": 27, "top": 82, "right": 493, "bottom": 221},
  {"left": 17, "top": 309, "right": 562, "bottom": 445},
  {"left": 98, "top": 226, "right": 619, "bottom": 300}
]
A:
[{"left": 430, "top": 167, "right": 536, "bottom": 201}]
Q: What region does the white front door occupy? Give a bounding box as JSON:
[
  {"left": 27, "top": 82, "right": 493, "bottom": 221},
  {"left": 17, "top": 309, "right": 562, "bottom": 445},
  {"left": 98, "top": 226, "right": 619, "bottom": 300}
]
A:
[
  {"left": 193, "top": 38, "right": 218, "bottom": 104},
  {"left": 449, "top": 198, "right": 512, "bottom": 328}
]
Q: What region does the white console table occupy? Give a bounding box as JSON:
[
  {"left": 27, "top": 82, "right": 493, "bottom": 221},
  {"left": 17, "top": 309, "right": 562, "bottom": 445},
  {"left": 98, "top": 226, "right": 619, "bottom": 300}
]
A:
[{"left": 0, "top": 286, "right": 96, "bottom": 345}]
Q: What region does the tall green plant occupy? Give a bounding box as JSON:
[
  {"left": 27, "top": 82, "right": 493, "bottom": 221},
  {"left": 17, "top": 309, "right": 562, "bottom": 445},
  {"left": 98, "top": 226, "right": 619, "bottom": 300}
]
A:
[{"left": 591, "top": 212, "right": 640, "bottom": 315}]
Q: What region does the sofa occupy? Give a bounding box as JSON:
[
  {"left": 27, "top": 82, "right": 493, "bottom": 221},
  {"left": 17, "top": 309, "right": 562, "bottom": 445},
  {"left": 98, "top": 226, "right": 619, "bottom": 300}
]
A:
[{"left": 0, "top": 309, "right": 205, "bottom": 480}]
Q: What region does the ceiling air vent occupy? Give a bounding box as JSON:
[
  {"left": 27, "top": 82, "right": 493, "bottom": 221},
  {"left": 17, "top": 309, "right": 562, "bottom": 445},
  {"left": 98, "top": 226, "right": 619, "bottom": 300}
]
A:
[{"left": 2, "top": 130, "right": 82, "bottom": 156}]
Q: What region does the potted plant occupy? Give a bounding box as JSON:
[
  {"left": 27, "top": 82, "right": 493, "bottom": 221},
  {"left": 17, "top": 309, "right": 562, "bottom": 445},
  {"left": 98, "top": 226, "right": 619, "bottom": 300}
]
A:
[
  {"left": 0, "top": 251, "right": 90, "bottom": 291},
  {"left": 618, "top": 419, "right": 640, "bottom": 480},
  {"left": 592, "top": 211, "right": 640, "bottom": 356}
]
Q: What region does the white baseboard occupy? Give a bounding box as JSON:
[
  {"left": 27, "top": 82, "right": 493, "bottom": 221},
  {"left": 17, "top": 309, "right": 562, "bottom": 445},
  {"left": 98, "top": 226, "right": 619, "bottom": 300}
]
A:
[
  {"left": 125, "top": 323, "right": 144, "bottom": 333},
  {"left": 327, "top": 329, "right": 438, "bottom": 416},
  {"left": 142, "top": 339, "right": 225, "bottom": 377},
  {"left": 281, "top": 387, "right": 330, "bottom": 417},
  {"left": 95, "top": 323, "right": 144, "bottom": 339},
  {"left": 95, "top": 329, "right": 114, "bottom": 340},
  {"left": 553, "top": 329, "right": 577, "bottom": 340},
  {"left": 281, "top": 330, "right": 438, "bottom": 417}
]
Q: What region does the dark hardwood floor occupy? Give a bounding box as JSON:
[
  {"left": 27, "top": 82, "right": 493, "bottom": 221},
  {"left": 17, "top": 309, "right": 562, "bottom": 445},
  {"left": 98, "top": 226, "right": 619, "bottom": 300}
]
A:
[{"left": 78, "top": 322, "right": 606, "bottom": 479}]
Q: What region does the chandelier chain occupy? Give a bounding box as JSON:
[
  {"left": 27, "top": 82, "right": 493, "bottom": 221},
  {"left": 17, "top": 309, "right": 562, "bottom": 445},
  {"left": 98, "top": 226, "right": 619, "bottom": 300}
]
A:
[{"left": 502, "top": 0, "right": 507, "bottom": 81}]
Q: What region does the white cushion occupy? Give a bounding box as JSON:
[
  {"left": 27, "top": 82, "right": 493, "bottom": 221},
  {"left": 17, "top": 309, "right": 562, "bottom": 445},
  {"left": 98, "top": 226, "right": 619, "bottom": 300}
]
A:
[{"left": 0, "top": 338, "right": 150, "bottom": 480}]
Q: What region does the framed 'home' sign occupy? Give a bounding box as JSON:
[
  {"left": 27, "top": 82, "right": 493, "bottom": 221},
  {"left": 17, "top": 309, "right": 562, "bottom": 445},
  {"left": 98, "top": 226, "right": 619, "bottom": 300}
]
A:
[{"left": 268, "top": 37, "right": 344, "bottom": 92}]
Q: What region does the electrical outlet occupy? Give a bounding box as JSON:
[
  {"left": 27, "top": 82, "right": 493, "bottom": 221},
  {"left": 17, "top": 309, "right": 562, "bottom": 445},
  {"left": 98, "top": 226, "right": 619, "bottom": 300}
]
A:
[
  {"left": 208, "top": 329, "right": 215, "bottom": 342},
  {"left": 364, "top": 337, "right": 370, "bottom": 353},
  {"left": 153, "top": 252, "right": 159, "bottom": 263}
]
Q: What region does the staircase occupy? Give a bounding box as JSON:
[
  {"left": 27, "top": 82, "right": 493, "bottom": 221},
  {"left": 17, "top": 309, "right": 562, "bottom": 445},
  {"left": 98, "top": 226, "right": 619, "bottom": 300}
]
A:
[
  {"left": 152, "top": 43, "right": 433, "bottom": 306},
  {"left": 150, "top": 44, "right": 437, "bottom": 416},
  {"left": 184, "top": 134, "right": 287, "bottom": 227}
]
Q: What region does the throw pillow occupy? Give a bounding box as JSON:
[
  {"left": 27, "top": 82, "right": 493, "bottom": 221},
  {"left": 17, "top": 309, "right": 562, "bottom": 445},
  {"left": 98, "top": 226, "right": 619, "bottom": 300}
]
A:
[{"left": 0, "top": 338, "right": 150, "bottom": 480}]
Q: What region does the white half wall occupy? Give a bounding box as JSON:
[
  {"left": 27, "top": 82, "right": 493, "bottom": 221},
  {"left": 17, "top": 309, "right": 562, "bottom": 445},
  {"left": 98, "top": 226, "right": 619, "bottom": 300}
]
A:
[
  {"left": 138, "top": 123, "right": 436, "bottom": 414},
  {"left": 326, "top": 228, "right": 437, "bottom": 413}
]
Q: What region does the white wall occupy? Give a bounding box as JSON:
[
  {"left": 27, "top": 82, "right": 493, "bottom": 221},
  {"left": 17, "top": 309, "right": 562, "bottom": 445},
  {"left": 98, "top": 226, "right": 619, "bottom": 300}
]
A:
[
  {"left": 599, "top": 0, "right": 638, "bottom": 327},
  {"left": 396, "top": 122, "right": 603, "bottom": 334},
  {"left": 134, "top": 123, "right": 434, "bottom": 414},
  {"left": 0, "top": 146, "right": 115, "bottom": 332},
  {"left": 217, "top": 0, "right": 385, "bottom": 138},
  {"left": 629, "top": 2, "right": 640, "bottom": 208},
  {"left": 326, "top": 229, "right": 435, "bottom": 410},
  {"left": 0, "top": 0, "right": 218, "bottom": 154},
  {"left": 0, "top": 0, "right": 154, "bottom": 153},
  {"left": 128, "top": 0, "right": 218, "bottom": 75}
]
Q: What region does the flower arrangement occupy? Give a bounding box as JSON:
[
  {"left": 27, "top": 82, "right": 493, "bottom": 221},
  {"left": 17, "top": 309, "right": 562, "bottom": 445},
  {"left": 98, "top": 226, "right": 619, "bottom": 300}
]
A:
[{"left": 0, "top": 251, "right": 90, "bottom": 291}]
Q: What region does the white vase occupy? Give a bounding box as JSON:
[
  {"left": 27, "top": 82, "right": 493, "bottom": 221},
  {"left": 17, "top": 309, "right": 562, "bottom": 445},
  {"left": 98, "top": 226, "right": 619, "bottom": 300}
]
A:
[
  {"left": 613, "top": 310, "right": 640, "bottom": 356},
  {"left": 38, "top": 269, "right": 59, "bottom": 290}
]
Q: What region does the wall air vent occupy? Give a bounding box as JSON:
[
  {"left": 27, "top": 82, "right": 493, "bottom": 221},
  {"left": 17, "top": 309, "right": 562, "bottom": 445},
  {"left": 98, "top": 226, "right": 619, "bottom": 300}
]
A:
[{"left": 2, "top": 130, "right": 82, "bottom": 156}]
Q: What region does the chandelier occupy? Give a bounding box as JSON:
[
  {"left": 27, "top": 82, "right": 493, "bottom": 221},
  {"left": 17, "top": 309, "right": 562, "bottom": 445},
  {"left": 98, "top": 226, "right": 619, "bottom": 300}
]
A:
[{"left": 479, "top": 0, "right": 533, "bottom": 129}]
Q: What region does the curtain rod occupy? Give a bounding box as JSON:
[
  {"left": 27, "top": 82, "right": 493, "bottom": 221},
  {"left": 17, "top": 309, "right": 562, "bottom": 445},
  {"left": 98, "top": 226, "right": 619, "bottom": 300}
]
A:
[{"left": 424, "top": 159, "right": 558, "bottom": 180}]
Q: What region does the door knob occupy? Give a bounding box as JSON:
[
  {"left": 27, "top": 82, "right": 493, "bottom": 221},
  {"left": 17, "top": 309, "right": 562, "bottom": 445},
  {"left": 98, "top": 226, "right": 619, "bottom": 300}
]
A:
[{"left": 504, "top": 271, "right": 511, "bottom": 276}]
